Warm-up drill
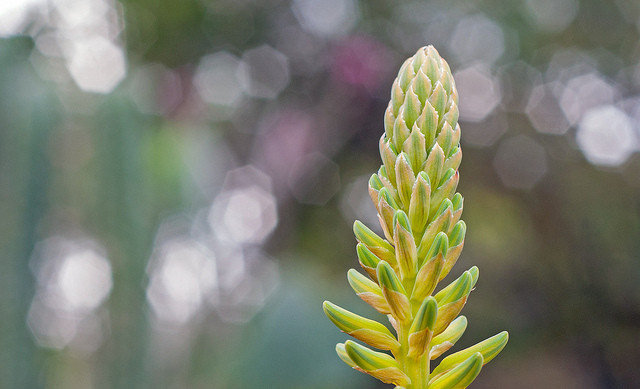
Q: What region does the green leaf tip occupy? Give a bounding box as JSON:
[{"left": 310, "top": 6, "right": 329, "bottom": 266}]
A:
[{"left": 323, "top": 301, "right": 400, "bottom": 351}]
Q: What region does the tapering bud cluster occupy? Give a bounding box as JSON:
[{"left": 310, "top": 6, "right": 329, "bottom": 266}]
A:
[{"left": 323, "top": 46, "right": 508, "bottom": 388}]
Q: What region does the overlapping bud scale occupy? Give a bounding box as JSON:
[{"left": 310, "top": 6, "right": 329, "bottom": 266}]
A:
[{"left": 323, "top": 46, "right": 507, "bottom": 388}]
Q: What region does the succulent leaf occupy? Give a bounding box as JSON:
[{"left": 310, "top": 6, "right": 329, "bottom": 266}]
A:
[
  {"left": 347, "top": 269, "right": 391, "bottom": 314},
  {"left": 430, "top": 316, "right": 468, "bottom": 360},
  {"left": 345, "top": 341, "right": 411, "bottom": 386},
  {"left": 323, "top": 301, "right": 400, "bottom": 351},
  {"left": 408, "top": 296, "right": 438, "bottom": 357},
  {"left": 428, "top": 352, "right": 483, "bottom": 389},
  {"left": 431, "top": 332, "right": 509, "bottom": 377},
  {"left": 377, "top": 261, "right": 412, "bottom": 323}
]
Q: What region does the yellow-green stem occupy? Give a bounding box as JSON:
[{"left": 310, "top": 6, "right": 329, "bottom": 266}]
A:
[{"left": 397, "top": 294, "right": 431, "bottom": 388}]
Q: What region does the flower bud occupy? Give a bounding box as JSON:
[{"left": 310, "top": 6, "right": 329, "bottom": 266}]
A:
[
  {"left": 377, "top": 261, "right": 411, "bottom": 323},
  {"left": 323, "top": 301, "right": 400, "bottom": 351}
]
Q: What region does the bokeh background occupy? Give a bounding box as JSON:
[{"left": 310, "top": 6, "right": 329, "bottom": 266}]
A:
[{"left": 1, "top": 0, "right": 640, "bottom": 388}]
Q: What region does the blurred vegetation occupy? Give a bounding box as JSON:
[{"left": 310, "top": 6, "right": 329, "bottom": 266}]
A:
[{"left": 0, "top": 0, "right": 639, "bottom": 388}]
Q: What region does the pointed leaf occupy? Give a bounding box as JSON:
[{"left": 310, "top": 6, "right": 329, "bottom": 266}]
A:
[
  {"left": 354, "top": 220, "right": 396, "bottom": 266},
  {"left": 394, "top": 210, "right": 417, "bottom": 279},
  {"left": 413, "top": 69, "right": 432, "bottom": 105},
  {"left": 393, "top": 110, "right": 411, "bottom": 151},
  {"left": 424, "top": 143, "right": 445, "bottom": 188},
  {"left": 323, "top": 301, "right": 400, "bottom": 350},
  {"left": 434, "top": 270, "right": 472, "bottom": 306},
  {"left": 430, "top": 169, "right": 458, "bottom": 218},
  {"left": 384, "top": 103, "right": 396, "bottom": 140},
  {"left": 403, "top": 128, "right": 427, "bottom": 174},
  {"left": 403, "top": 86, "right": 422, "bottom": 128},
  {"left": 417, "top": 199, "right": 452, "bottom": 260},
  {"left": 440, "top": 221, "right": 466, "bottom": 281},
  {"left": 411, "top": 232, "right": 447, "bottom": 300},
  {"left": 348, "top": 269, "right": 391, "bottom": 315},
  {"left": 431, "top": 332, "right": 509, "bottom": 377},
  {"left": 408, "top": 171, "right": 431, "bottom": 239},
  {"left": 395, "top": 152, "right": 415, "bottom": 208},
  {"left": 356, "top": 243, "right": 382, "bottom": 280},
  {"left": 430, "top": 316, "right": 468, "bottom": 360},
  {"left": 433, "top": 296, "right": 468, "bottom": 335},
  {"left": 377, "top": 261, "right": 411, "bottom": 323},
  {"left": 429, "top": 82, "right": 447, "bottom": 120},
  {"left": 408, "top": 296, "right": 437, "bottom": 357},
  {"left": 429, "top": 352, "right": 483, "bottom": 389},
  {"left": 380, "top": 137, "right": 397, "bottom": 185},
  {"left": 344, "top": 341, "right": 411, "bottom": 386}
]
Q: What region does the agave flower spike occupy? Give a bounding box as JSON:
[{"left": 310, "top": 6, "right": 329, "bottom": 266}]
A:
[{"left": 323, "top": 46, "right": 508, "bottom": 388}]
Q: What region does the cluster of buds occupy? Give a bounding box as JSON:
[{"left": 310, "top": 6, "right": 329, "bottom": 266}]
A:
[{"left": 323, "top": 46, "right": 508, "bottom": 388}]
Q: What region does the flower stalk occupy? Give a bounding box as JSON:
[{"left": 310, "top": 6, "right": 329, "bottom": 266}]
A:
[{"left": 323, "top": 46, "right": 508, "bottom": 388}]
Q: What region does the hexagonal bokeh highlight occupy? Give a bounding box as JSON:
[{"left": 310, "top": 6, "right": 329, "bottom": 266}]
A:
[
  {"left": 493, "top": 135, "right": 548, "bottom": 189},
  {"left": 455, "top": 65, "right": 502, "bottom": 122},
  {"left": 238, "top": 45, "right": 290, "bottom": 99},
  {"left": 576, "top": 105, "right": 637, "bottom": 167}
]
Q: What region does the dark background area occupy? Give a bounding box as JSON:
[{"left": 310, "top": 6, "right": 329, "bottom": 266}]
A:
[{"left": 1, "top": 0, "right": 639, "bottom": 388}]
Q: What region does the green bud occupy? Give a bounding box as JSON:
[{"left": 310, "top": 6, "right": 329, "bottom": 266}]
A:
[
  {"left": 434, "top": 270, "right": 472, "bottom": 306},
  {"left": 384, "top": 103, "right": 396, "bottom": 140},
  {"left": 429, "top": 352, "right": 483, "bottom": 389},
  {"left": 369, "top": 173, "right": 383, "bottom": 191},
  {"left": 377, "top": 261, "right": 411, "bottom": 323},
  {"left": 430, "top": 316, "right": 468, "bottom": 360},
  {"left": 429, "top": 82, "right": 447, "bottom": 120},
  {"left": 391, "top": 80, "right": 405, "bottom": 116},
  {"left": 336, "top": 343, "right": 360, "bottom": 370},
  {"left": 444, "top": 146, "right": 462, "bottom": 174},
  {"left": 347, "top": 269, "right": 391, "bottom": 315},
  {"left": 417, "top": 199, "right": 452, "bottom": 260},
  {"left": 438, "top": 66, "right": 454, "bottom": 96},
  {"left": 450, "top": 193, "right": 464, "bottom": 227},
  {"left": 412, "top": 48, "right": 427, "bottom": 72},
  {"left": 395, "top": 152, "right": 415, "bottom": 207},
  {"left": 378, "top": 189, "right": 397, "bottom": 243},
  {"left": 469, "top": 266, "right": 479, "bottom": 288},
  {"left": 431, "top": 332, "right": 509, "bottom": 377},
  {"left": 424, "top": 143, "right": 445, "bottom": 188},
  {"left": 356, "top": 243, "right": 382, "bottom": 280},
  {"left": 440, "top": 220, "right": 466, "bottom": 281},
  {"left": 433, "top": 294, "right": 468, "bottom": 335},
  {"left": 411, "top": 232, "right": 447, "bottom": 300},
  {"left": 393, "top": 210, "right": 417, "bottom": 279},
  {"left": 402, "top": 86, "right": 422, "bottom": 129},
  {"left": 436, "top": 122, "right": 455, "bottom": 157},
  {"left": 408, "top": 172, "right": 431, "bottom": 238},
  {"left": 393, "top": 209, "right": 412, "bottom": 232},
  {"left": 393, "top": 109, "right": 412, "bottom": 150},
  {"left": 323, "top": 301, "right": 400, "bottom": 351},
  {"left": 380, "top": 137, "right": 398, "bottom": 184},
  {"left": 430, "top": 169, "right": 459, "bottom": 218},
  {"left": 413, "top": 69, "right": 432, "bottom": 105},
  {"left": 368, "top": 174, "right": 382, "bottom": 209},
  {"left": 422, "top": 50, "right": 440, "bottom": 84},
  {"left": 403, "top": 128, "right": 427, "bottom": 174},
  {"left": 398, "top": 58, "right": 415, "bottom": 92},
  {"left": 344, "top": 340, "right": 411, "bottom": 386},
  {"left": 443, "top": 105, "right": 459, "bottom": 130},
  {"left": 377, "top": 168, "right": 400, "bottom": 206},
  {"left": 353, "top": 220, "right": 396, "bottom": 266},
  {"left": 408, "top": 296, "right": 437, "bottom": 357},
  {"left": 418, "top": 100, "right": 439, "bottom": 146}
]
